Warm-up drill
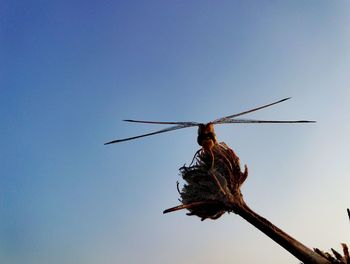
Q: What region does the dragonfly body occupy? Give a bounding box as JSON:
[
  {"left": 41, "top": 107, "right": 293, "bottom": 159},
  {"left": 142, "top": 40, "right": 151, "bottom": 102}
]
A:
[{"left": 197, "top": 123, "right": 218, "bottom": 151}]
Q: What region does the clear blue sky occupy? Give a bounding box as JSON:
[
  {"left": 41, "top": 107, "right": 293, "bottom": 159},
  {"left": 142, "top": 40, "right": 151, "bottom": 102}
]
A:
[{"left": 1, "top": 1, "right": 350, "bottom": 263}]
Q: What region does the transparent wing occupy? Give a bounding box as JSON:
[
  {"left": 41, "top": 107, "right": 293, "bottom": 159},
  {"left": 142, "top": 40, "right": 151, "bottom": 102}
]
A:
[
  {"left": 104, "top": 124, "right": 198, "bottom": 145},
  {"left": 212, "top": 97, "right": 292, "bottom": 124},
  {"left": 217, "top": 118, "right": 316, "bottom": 124},
  {"left": 123, "top": 119, "right": 200, "bottom": 126}
]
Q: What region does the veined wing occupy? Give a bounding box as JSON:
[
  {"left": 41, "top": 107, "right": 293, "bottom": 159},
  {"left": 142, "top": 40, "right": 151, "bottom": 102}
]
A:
[
  {"left": 212, "top": 97, "right": 291, "bottom": 124},
  {"left": 123, "top": 119, "right": 200, "bottom": 126},
  {"left": 104, "top": 123, "right": 199, "bottom": 145},
  {"left": 217, "top": 118, "right": 316, "bottom": 124}
]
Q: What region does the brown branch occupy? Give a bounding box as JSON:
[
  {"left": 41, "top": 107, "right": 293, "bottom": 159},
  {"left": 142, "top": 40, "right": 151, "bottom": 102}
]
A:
[{"left": 232, "top": 200, "right": 330, "bottom": 264}]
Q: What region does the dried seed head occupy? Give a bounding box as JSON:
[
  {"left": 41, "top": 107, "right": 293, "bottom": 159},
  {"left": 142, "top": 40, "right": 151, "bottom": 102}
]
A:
[{"left": 164, "top": 142, "right": 248, "bottom": 220}]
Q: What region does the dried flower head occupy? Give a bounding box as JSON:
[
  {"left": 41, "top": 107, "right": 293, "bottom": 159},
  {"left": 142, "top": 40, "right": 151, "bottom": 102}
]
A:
[{"left": 164, "top": 142, "right": 248, "bottom": 220}]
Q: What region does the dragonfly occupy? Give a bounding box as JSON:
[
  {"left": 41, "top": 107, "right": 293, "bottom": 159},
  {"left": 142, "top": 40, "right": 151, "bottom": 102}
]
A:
[{"left": 104, "top": 97, "right": 315, "bottom": 151}]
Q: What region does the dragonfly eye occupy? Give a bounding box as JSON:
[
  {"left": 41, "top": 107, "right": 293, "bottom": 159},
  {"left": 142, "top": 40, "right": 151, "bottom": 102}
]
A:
[
  {"left": 197, "top": 123, "right": 217, "bottom": 146},
  {"left": 197, "top": 131, "right": 217, "bottom": 146}
]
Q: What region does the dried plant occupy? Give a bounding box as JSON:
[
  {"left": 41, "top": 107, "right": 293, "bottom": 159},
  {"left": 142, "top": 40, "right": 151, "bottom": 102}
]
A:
[
  {"left": 313, "top": 244, "right": 349, "bottom": 264},
  {"left": 164, "top": 143, "right": 348, "bottom": 264},
  {"left": 164, "top": 142, "right": 247, "bottom": 220}
]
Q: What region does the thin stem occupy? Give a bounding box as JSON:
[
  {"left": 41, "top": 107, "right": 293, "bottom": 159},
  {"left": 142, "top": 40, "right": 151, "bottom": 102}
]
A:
[{"left": 234, "top": 200, "right": 330, "bottom": 264}]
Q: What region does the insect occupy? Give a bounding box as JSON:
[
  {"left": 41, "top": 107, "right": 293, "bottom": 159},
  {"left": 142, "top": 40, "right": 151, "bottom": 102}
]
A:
[
  {"left": 104, "top": 97, "right": 315, "bottom": 149},
  {"left": 105, "top": 97, "right": 315, "bottom": 220}
]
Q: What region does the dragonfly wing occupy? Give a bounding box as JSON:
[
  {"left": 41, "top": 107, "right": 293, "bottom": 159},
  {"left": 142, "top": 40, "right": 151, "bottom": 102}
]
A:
[
  {"left": 123, "top": 119, "right": 200, "bottom": 126},
  {"left": 217, "top": 118, "right": 316, "bottom": 124},
  {"left": 104, "top": 124, "right": 198, "bottom": 145},
  {"left": 212, "top": 97, "right": 292, "bottom": 124}
]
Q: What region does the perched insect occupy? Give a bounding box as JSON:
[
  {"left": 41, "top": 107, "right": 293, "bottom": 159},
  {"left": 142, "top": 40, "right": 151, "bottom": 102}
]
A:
[
  {"left": 104, "top": 97, "right": 315, "bottom": 149},
  {"left": 105, "top": 97, "right": 315, "bottom": 220}
]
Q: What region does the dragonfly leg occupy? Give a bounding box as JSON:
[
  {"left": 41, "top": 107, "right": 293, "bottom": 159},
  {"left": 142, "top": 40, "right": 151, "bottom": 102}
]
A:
[{"left": 189, "top": 149, "right": 201, "bottom": 166}]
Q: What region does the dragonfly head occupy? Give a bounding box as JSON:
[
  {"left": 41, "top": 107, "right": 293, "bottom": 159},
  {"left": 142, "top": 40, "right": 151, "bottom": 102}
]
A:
[{"left": 197, "top": 123, "right": 218, "bottom": 149}]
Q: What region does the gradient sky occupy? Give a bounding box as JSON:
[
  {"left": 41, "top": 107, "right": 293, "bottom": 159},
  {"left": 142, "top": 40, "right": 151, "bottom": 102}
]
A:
[{"left": 1, "top": 1, "right": 350, "bottom": 264}]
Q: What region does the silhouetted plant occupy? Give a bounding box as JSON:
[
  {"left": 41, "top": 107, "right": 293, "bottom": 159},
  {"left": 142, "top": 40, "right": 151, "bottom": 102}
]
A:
[{"left": 164, "top": 143, "right": 348, "bottom": 264}]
